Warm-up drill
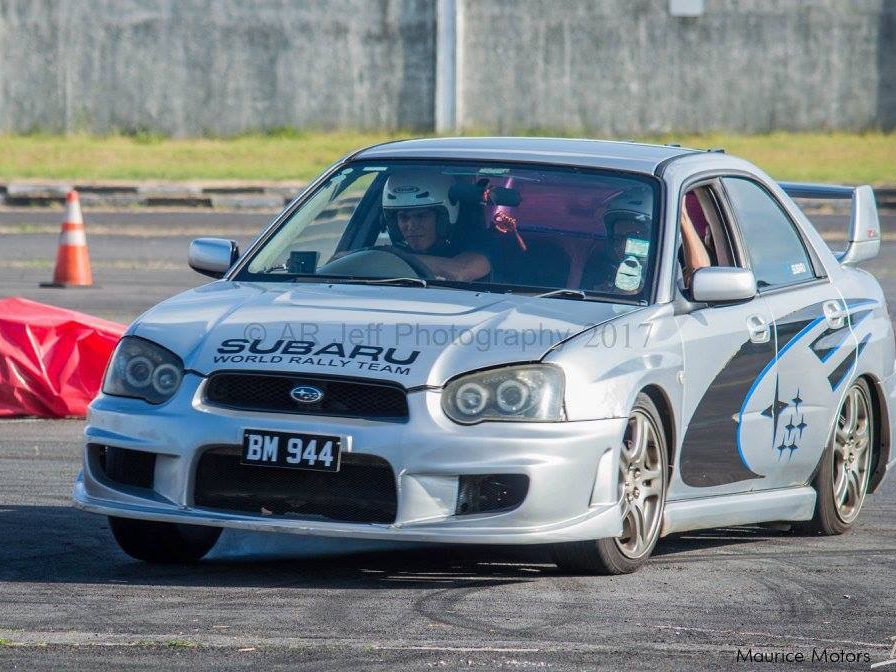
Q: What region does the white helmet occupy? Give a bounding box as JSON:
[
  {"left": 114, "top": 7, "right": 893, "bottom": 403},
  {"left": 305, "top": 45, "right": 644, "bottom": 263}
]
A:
[
  {"left": 382, "top": 171, "right": 460, "bottom": 236},
  {"left": 603, "top": 185, "right": 653, "bottom": 233}
]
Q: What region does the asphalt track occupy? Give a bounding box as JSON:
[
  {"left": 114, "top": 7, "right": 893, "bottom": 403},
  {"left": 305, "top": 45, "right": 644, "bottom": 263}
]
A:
[{"left": 1, "top": 210, "right": 895, "bottom": 671}]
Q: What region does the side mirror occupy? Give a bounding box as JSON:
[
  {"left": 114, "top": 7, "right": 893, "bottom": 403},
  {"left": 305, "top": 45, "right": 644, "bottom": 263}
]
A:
[
  {"left": 690, "top": 267, "right": 756, "bottom": 304},
  {"left": 189, "top": 238, "right": 239, "bottom": 278}
]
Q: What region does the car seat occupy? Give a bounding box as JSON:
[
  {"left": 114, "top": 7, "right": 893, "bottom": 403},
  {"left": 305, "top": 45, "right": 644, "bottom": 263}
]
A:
[{"left": 491, "top": 233, "right": 570, "bottom": 289}]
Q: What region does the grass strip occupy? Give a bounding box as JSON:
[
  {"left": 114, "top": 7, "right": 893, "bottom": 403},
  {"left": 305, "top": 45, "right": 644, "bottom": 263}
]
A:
[{"left": 0, "top": 131, "right": 892, "bottom": 184}]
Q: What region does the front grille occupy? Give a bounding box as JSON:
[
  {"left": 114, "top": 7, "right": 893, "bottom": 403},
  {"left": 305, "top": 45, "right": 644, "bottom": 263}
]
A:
[
  {"left": 90, "top": 444, "right": 156, "bottom": 489},
  {"left": 193, "top": 445, "right": 398, "bottom": 524},
  {"left": 204, "top": 372, "right": 409, "bottom": 421}
]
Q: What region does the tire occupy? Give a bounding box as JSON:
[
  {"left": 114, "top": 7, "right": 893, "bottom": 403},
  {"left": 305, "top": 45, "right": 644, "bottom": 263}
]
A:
[
  {"left": 803, "top": 378, "right": 875, "bottom": 535},
  {"left": 552, "top": 393, "right": 669, "bottom": 575},
  {"left": 108, "top": 517, "right": 222, "bottom": 563}
]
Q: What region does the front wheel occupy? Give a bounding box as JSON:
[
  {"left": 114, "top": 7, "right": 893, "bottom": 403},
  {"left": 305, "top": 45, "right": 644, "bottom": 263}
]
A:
[
  {"left": 108, "top": 517, "right": 221, "bottom": 563},
  {"left": 553, "top": 393, "right": 669, "bottom": 575},
  {"left": 802, "top": 378, "right": 874, "bottom": 535}
]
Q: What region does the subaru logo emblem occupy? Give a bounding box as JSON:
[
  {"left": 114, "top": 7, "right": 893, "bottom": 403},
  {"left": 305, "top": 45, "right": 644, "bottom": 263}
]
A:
[{"left": 290, "top": 385, "right": 324, "bottom": 404}]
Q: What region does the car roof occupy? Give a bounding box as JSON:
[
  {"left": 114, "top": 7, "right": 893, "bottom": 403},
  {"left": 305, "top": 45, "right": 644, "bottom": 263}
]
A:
[{"left": 353, "top": 137, "right": 700, "bottom": 174}]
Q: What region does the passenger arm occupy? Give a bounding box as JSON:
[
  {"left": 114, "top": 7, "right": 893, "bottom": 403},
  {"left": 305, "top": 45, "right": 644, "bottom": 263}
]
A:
[
  {"left": 414, "top": 252, "right": 492, "bottom": 282},
  {"left": 680, "top": 206, "right": 712, "bottom": 288}
]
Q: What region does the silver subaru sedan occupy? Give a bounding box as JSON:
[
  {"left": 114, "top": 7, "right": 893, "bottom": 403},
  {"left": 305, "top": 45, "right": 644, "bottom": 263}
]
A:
[{"left": 73, "top": 138, "right": 896, "bottom": 574}]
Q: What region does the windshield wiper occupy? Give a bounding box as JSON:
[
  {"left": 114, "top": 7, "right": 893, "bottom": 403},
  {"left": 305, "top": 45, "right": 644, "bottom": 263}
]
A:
[
  {"left": 294, "top": 276, "right": 428, "bottom": 288},
  {"left": 533, "top": 288, "right": 588, "bottom": 300},
  {"left": 362, "top": 277, "right": 428, "bottom": 288}
]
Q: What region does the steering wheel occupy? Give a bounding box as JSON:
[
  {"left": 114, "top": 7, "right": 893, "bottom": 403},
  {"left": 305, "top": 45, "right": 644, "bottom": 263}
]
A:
[
  {"left": 366, "top": 245, "right": 435, "bottom": 279},
  {"left": 320, "top": 246, "right": 435, "bottom": 280}
]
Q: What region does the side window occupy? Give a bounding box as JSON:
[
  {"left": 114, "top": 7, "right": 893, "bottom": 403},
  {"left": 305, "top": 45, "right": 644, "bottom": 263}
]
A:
[
  {"left": 722, "top": 177, "right": 814, "bottom": 289},
  {"left": 678, "top": 184, "right": 738, "bottom": 288},
  {"left": 682, "top": 186, "right": 737, "bottom": 267}
]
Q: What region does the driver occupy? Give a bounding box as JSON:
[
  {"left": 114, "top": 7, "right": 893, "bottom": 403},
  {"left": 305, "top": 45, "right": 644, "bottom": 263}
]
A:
[{"left": 382, "top": 171, "right": 491, "bottom": 282}]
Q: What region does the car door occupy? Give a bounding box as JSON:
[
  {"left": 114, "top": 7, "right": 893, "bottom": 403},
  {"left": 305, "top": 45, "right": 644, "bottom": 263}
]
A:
[
  {"left": 673, "top": 182, "right": 779, "bottom": 498},
  {"left": 719, "top": 176, "right": 846, "bottom": 489}
]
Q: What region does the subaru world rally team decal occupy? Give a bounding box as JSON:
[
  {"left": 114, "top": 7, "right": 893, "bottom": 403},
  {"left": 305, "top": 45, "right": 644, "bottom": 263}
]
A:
[{"left": 213, "top": 338, "right": 422, "bottom": 376}]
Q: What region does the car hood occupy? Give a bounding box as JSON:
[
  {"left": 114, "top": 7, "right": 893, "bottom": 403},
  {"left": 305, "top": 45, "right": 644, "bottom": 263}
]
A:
[{"left": 132, "top": 281, "right": 641, "bottom": 387}]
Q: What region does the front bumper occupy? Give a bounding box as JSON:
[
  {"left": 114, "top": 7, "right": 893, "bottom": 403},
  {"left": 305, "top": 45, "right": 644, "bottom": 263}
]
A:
[{"left": 73, "top": 374, "right": 628, "bottom": 544}]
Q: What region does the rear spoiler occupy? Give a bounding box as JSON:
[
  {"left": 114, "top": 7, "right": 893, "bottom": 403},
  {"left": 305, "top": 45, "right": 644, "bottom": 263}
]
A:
[{"left": 780, "top": 182, "right": 880, "bottom": 266}]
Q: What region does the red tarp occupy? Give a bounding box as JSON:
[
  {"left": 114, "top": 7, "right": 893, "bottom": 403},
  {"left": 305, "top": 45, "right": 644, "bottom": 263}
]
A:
[{"left": 0, "top": 297, "right": 125, "bottom": 418}]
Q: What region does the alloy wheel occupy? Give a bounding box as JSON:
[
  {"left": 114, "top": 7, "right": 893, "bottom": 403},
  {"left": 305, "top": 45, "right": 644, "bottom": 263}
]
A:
[
  {"left": 832, "top": 383, "right": 873, "bottom": 524},
  {"left": 615, "top": 410, "right": 666, "bottom": 558}
]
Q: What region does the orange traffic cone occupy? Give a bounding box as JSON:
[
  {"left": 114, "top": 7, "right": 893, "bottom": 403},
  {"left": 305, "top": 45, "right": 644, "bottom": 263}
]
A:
[{"left": 41, "top": 190, "right": 93, "bottom": 288}]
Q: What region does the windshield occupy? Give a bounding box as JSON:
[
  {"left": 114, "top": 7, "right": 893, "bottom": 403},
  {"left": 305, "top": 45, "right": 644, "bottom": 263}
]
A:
[{"left": 237, "top": 161, "right": 661, "bottom": 302}]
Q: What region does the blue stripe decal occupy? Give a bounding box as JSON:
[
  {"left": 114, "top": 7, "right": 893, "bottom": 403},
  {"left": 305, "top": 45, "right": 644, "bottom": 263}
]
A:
[
  {"left": 811, "top": 307, "right": 873, "bottom": 364},
  {"left": 857, "top": 332, "right": 872, "bottom": 356},
  {"left": 829, "top": 357, "right": 856, "bottom": 391},
  {"left": 809, "top": 322, "right": 852, "bottom": 363},
  {"left": 820, "top": 345, "right": 840, "bottom": 363},
  {"left": 850, "top": 309, "right": 872, "bottom": 328},
  {"left": 735, "top": 316, "right": 825, "bottom": 470},
  {"left": 845, "top": 298, "right": 878, "bottom": 310},
  {"left": 827, "top": 329, "right": 872, "bottom": 392},
  {"left": 778, "top": 316, "right": 825, "bottom": 361}
]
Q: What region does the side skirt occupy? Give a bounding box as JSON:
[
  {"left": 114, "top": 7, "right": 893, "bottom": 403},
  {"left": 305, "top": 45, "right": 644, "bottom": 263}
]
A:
[{"left": 661, "top": 487, "right": 817, "bottom": 536}]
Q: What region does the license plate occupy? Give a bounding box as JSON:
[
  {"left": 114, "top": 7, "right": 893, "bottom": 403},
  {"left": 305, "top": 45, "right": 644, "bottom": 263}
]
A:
[{"left": 241, "top": 430, "right": 342, "bottom": 472}]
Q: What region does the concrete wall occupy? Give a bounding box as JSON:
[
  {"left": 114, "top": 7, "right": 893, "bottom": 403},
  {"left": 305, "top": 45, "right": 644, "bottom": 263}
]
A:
[
  {"left": 0, "top": 0, "right": 892, "bottom": 135},
  {"left": 458, "top": 0, "right": 895, "bottom": 134},
  {"left": 0, "top": 0, "right": 435, "bottom": 135}
]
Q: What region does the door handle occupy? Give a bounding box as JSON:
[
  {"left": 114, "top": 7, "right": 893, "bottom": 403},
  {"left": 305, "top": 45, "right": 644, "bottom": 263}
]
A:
[
  {"left": 746, "top": 314, "right": 771, "bottom": 344},
  {"left": 823, "top": 299, "right": 846, "bottom": 330}
]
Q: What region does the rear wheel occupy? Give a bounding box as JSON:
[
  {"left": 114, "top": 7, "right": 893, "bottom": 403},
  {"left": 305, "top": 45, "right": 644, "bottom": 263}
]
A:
[
  {"left": 108, "top": 517, "right": 221, "bottom": 563},
  {"left": 803, "top": 378, "right": 874, "bottom": 535},
  {"left": 553, "top": 393, "right": 669, "bottom": 575}
]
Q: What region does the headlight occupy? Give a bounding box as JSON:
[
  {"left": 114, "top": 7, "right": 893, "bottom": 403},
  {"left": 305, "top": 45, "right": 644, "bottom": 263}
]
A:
[
  {"left": 103, "top": 336, "right": 184, "bottom": 404},
  {"left": 442, "top": 365, "right": 564, "bottom": 424}
]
